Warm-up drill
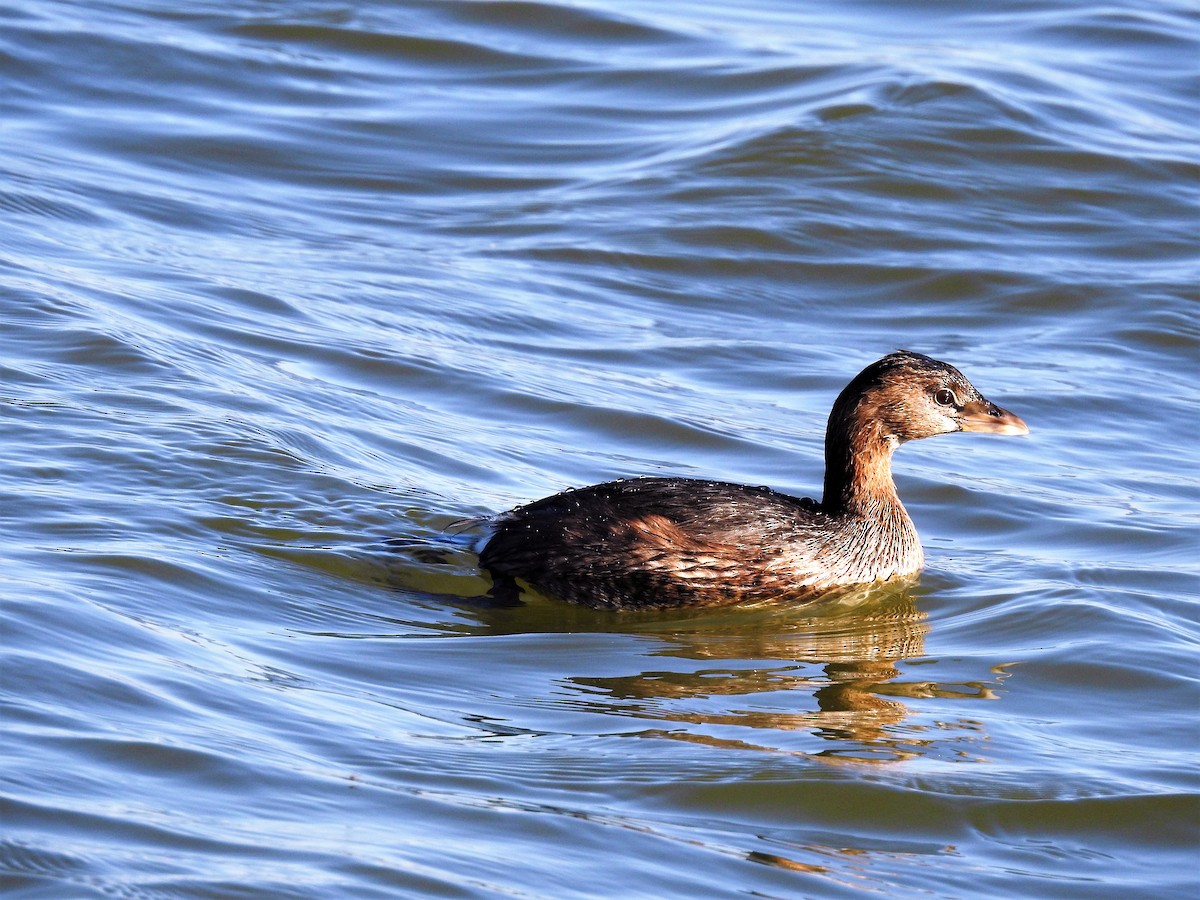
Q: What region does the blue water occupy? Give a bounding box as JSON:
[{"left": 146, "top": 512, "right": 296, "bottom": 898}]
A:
[{"left": 2, "top": 1, "right": 1198, "bottom": 897}]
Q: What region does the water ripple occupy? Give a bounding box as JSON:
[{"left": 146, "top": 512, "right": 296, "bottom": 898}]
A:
[{"left": 1, "top": 0, "right": 1197, "bottom": 897}]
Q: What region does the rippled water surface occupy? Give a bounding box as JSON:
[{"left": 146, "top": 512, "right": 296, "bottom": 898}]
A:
[{"left": 2, "top": 1, "right": 1198, "bottom": 897}]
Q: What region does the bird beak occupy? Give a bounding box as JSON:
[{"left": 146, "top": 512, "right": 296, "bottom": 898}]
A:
[{"left": 958, "top": 397, "right": 1029, "bottom": 435}]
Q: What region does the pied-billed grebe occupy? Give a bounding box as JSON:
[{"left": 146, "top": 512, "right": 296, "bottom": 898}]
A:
[{"left": 479, "top": 351, "right": 1027, "bottom": 609}]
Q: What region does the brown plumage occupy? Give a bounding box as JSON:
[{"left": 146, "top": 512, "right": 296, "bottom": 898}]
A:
[{"left": 478, "top": 351, "right": 1028, "bottom": 609}]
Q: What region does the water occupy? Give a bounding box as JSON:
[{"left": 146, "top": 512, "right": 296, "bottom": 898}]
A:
[{"left": 2, "top": 0, "right": 1197, "bottom": 896}]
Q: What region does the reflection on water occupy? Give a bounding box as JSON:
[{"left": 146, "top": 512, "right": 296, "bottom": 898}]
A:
[{"left": 432, "top": 576, "right": 1015, "bottom": 763}]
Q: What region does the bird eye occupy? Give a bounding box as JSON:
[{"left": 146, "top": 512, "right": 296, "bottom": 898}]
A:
[{"left": 934, "top": 388, "right": 957, "bottom": 407}]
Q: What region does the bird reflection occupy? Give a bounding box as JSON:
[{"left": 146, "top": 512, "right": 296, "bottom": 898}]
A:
[
  {"left": 563, "top": 582, "right": 934, "bottom": 754},
  {"left": 446, "top": 576, "right": 1012, "bottom": 761}
]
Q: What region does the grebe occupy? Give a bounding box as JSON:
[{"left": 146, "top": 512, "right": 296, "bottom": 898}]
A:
[{"left": 478, "top": 351, "right": 1027, "bottom": 609}]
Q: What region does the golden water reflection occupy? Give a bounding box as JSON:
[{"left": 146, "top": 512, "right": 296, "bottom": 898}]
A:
[
  {"left": 546, "top": 584, "right": 1011, "bottom": 761},
  {"left": 424, "top": 566, "right": 1014, "bottom": 762}
]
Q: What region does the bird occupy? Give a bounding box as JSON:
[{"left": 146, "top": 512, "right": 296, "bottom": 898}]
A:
[{"left": 477, "top": 350, "right": 1028, "bottom": 609}]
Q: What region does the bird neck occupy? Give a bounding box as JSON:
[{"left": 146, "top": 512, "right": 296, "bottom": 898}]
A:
[
  {"left": 821, "top": 419, "right": 903, "bottom": 518},
  {"left": 820, "top": 419, "right": 923, "bottom": 582}
]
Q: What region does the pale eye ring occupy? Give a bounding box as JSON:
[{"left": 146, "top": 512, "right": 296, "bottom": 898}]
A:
[{"left": 934, "top": 388, "right": 957, "bottom": 407}]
